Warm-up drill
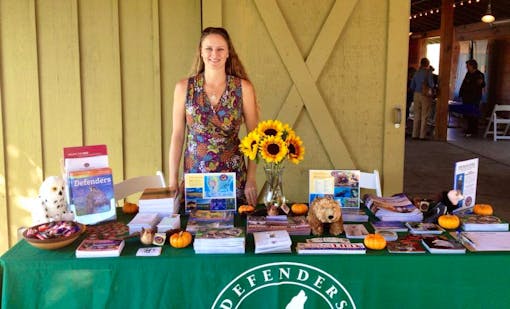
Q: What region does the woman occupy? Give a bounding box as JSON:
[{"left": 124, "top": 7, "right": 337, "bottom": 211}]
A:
[
  {"left": 168, "top": 27, "right": 259, "bottom": 205},
  {"left": 410, "top": 57, "right": 434, "bottom": 140}
]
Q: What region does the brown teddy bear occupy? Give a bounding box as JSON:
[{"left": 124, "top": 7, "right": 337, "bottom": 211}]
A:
[{"left": 307, "top": 196, "right": 344, "bottom": 236}]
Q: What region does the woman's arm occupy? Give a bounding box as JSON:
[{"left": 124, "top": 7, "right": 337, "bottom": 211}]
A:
[
  {"left": 168, "top": 79, "right": 187, "bottom": 190},
  {"left": 241, "top": 79, "right": 259, "bottom": 205}
]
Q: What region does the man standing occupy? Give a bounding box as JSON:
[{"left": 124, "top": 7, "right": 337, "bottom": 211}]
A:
[{"left": 459, "top": 59, "right": 486, "bottom": 137}]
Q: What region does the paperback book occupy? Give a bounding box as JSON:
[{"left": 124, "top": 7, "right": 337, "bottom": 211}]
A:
[
  {"left": 375, "top": 230, "right": 398, "bottom": 241},
  {"left": 296, "top": 242, "right": 366, "bottom": 255},
  {"left": 421, "top": 235, "right": 466, "bottom": 254},
  {"left": 246, "top": 215, "right": 311, "bottom": 235},
  {"left": 68, "top": 167, "right": 116, "bottom": 225},
  {"left": 386, "top": 235, "right": 426, "bottom": 254},
  {"left": 253, "top": 230, "right": 292, "bottom": 254},
  {"left": 138, "top": 187, "right": 179, "bottom": 216},
  {"left": 193, "top": 227, "right": 245, "bottom": 254},
  {"left": 365, "top": 193, "right": 423, "bottom": 222},
  {"left": 406, "top": 222, "right": 445, "bottom": 235},
  {"left": 460, "top": 215, "right": 509, "bottom": 232},
  {"left": 75, "top": 239, "right": 125, "bottom": 258},
  {"left": 343, "top": 224, "right": 369, "bottom": 239},
  {"left": 342, "top": 208, "right": 369, "bottom": 222}
]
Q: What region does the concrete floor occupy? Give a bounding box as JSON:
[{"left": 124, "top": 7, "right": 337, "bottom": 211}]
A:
[{"left": 404, "top": 123, "right": 510, "bottom": 221}]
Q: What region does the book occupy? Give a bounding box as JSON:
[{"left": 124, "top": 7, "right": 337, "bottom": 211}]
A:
[
  {"left": 68, "top": 167, "right": 116, "bottom": 225},
  {"left": 370, "top": 221, "right": 408, "bottom": 232},
  {"left": 406, "top": 222, "right": 445, "bottom": 235},
  {"left": 75, "top": 239, "right": 125, "bottom": 258},
  {"left": 460, "top": 215, "right": 509, "bottom": 232},
  {"left": 138, "top": 187, "right": 179, "bottom": 216},
  {"left": 193, "top": 227, "right": 245, "bottom": 254},
  {"left": 421, "top": 235, "right": 466, "bottom": 254},
  {"left": 306, "top": 237, "right": 351, "bottom": 244},
  {"left": 296, "top": 242, "right": 366, "bottom": 255},
  {"left": 343, "top": 224, "right": 369, "bottom": 239},
  {"left": 459, "top": 232, "right": 510, "bottom": 251},
  {"left": 253, "top": 230, "right": 292, "bottom": 254},
  {"left": 342, "top": 208, "right": 369, "bottom": 222},
  {"left": 127, "top": 212, "right": 160, "bottom": 234},
  {"left": 246, "top": 215, "right": 311, "bottom": 235},
  {"left": 365, "top": 193, "right": 416, "bottom": 213},
  {"left": 63, "top": 144, "right": 109, "bottom": 173},
  {"left": 386, "top": 235, "right": 426, "bottom": 253}
]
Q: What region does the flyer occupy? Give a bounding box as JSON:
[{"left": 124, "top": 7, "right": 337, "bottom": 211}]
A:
[
  {"left": 184, "top": 172, "right": 236, "bottom": 213},
  {"left": 453, "top": 158, "right": 478, "bottom": 208},
  {"left": 309, "top": 170, "right": 360, "bottom": 208}
]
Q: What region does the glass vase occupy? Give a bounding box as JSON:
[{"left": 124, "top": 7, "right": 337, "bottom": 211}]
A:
[{"left": 261, "top": 165, "right": 286, "bottom": 216}]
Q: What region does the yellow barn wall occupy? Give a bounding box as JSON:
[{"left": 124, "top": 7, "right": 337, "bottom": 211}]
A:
[{"left": 0, "top": 0, "right": 408, "bottom": 253}]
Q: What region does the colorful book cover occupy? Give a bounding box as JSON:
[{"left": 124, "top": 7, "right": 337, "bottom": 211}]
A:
[
  {"left": 406, "top": 222, "right": 445, "bottom": 235},
  {"left": 365, "top": 193, "right": 416, "bottom": 213},
  {"left": 309, "top": 170, "right": 360, "bottom": 208},
  {"left": 296, "top": 242, "right": 366, "bottom": 254},
  {"left": 343, "top": 224, "right": 369, "bottom": 239},
  {"left": 460, "top": 215, "right": 509, "bottom": 231},
  {"left": 184, "top": 173, "right": 236, "bottom": 213},
  {"left": 68, "top": 167, "right": 116, "bottom": 225},
  {"left": 386, "top": 235, "right": 426, "bottom": 253},
  {"left": 421, "top": 235, "right": 466, "bottom": 254}
]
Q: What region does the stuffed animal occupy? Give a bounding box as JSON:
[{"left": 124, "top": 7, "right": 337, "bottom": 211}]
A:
[
  {"left": 32, "top": 176, "right": 75, "bottom": 225},
  {"left": 423, "top": 189, "right": 463, "bottom": 223},
  {"left": 307, "top": 196, "right": 344, "bottom": 236}
]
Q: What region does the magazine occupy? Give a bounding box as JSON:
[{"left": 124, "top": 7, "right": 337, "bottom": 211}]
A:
[
  {"left": 75, "top": 239, "right": 125, "bottom": 258},
  {"left": 459, "top": 231, "right": 510, "bottom": 251},
  {"left": 371, "top": 221, "right": 408, "bottom": 232}
]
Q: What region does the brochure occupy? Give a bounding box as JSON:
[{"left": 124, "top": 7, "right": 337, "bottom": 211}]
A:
[
  {"left": 309, "top": 170, "right": 360, "bottom": 207},
  {"left": 184, "top": 173, "right": 236, "bottom": 213},
  {"left": 453, "top": 158, "right": 478, "bottom": 208}
]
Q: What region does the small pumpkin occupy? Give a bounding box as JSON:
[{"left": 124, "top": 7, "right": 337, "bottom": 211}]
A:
[
  {"left": 238, "top": 204, "right": 255, "bottom": 214},
  {"left": 291, "top": 203, "right": 308, "bottom": 215},
  {"left": 363, "top": 233, "right": 387, "bottom": 250},
  {"left": 473, "top": 204, "right": 493, "bottom": 216},
  {"left": 122, "top": 202, "right": 139, "bottom": 214},
  {"left": 438, "top": 214, "right": 460, "bottom": 229},
  {"left": 169, "top": 231, "right": 193, "bottom": 248}
]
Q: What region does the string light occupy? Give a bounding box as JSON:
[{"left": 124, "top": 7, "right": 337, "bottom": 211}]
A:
[{"left": 410, "top": 0, "right": 486, "bottom": 20}]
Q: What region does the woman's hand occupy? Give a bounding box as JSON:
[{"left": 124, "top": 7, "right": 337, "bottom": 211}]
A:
[{"left": 244, "top": 179, "right": 258, "bottom": 206}]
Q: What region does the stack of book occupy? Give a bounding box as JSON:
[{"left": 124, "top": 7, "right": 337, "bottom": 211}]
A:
[
  {"left": 193, "top": 227, "right": 245, "bottom": 254},
  {"left": 186, "top": 210, "right": 234, "bottom": 234},
  {"left": 370, "top": 221, "right": 408, "bottom": 233},
  {"left": 460, "top": 214, "right": 509, "bottom": 231},
  {"left": 342, "top": 208, "right": 369, "bottom": 222},
  {"left": 296, "top": 241, "right": 366, "bottom": 255},
  {"left": 406, "top": 222, "right": 445, "bottom": 235},
  {"left": 253, "top": 230, "right": 292, "bottom": 254},
  {"left": 127, "top": 212, "right": 160, "bottom": 234},
  {"left": 365, "top": 193, "right": 423, "bottom": 222},
  {"left": 386, "top": 235, "right": 425, "bottom": 253},
  {"left": 156, "top": 214, "right": 181, "bottom": 233},
  {"left": 138, "top": 187, "right": 179, "bottom": 217},
  {"left": 246, "top": 215, "right": 311, "bottom": 235}
]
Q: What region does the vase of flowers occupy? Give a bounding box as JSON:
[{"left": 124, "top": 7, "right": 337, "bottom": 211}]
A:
[{"left": 240, "top": 120, "right": 305, "bottom": 215}]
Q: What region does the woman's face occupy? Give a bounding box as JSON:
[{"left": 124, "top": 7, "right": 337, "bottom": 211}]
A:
[{"left": 201, "top": 34, "right": 229, "bottom": 70}]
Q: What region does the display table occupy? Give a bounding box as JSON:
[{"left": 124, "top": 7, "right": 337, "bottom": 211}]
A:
[{"left": 2, "top": 214, "right": 510, "bottom": 308}]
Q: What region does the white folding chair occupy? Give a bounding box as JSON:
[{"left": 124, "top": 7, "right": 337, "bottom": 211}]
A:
[
  {"left": 484, "top": 104, "right": 510, "bottom": 141},
  {"left": 114, "top": 171, "right": 166, "bottom": 201},
  {"left": 359, "top": 170, "right": 382, "bottom": 197}
]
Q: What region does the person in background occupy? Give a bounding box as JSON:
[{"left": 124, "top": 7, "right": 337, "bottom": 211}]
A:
[
  {"left": 168, "top": 27, "right": 259, "bottom": 205},
  {"left": 406, "top": 66, "right": 417, "bottom": 135},
  {"left": 459, "top": 59, "right": 486, "bottom": 137},
  {"left": 410, "top": 57, "right": 434, "bottom": 140}
]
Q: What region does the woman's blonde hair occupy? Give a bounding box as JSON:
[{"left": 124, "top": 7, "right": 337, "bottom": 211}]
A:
[{"left": 190, "top": 27, "right": 250, "bottom": 81}]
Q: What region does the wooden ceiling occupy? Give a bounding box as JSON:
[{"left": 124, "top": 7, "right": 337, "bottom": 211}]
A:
[{"left": 410, "top": 0, "right": 510, "bottom": 34}]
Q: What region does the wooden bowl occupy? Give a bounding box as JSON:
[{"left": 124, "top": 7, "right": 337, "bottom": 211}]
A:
[{"left": 23, "top": 221, "right": 86, "bottom": 250}]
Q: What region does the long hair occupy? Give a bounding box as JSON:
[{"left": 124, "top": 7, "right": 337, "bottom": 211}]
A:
[{"left": 190, "top": 27, "right": 250, "bottom": 81}]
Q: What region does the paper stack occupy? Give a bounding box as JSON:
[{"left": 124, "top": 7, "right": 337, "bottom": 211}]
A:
[
  {"left": 138, "top": 187, "right": 179, "bottom": 217},
  {"left": 246, "top": 215, "right": 311, "bottom": 235},
  {"left": 157, "top": 214, "right": 181, "bottom": 233},
  {"left": 127, "top": 212, "right": 160, "bottom": 234},
  {"left": 365, "top": 193, "right": 423, "bottom": 222},
  {"left": 193, "top": 227, "right": 245, "bottom": 254},
  {"left": 253, "top": 230, "right": 292, "bottom": 254}
]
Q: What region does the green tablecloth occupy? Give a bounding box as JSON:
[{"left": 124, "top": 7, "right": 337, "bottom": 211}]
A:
[{"left": 2, "top": 219, "right": 510, "bottom": 308}]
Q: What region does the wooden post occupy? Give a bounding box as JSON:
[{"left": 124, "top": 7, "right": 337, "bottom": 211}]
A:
[{"left": 436, "top": 0, "right": 454, "bottom": 140}]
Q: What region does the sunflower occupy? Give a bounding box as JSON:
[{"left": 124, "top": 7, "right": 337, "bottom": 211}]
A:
[
  {"left": 259, "top": 135, "right": 288, "bottom": 164},
  {"left": 239, "top": 131, "right": 260, "bottom": 160},
  {"left": 256, "top": 120, "right": 284, "bottom": 139},
  {"left": 281, "top": 123, "right": 295, "bottom": 140},
  {"left": 286, "top": 134, "right": 305, "bottom": 164}
]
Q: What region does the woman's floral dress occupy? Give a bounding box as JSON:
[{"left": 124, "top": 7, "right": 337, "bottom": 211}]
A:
[{"left": 184, "top": 73, "right": 247, "bottom": 201}]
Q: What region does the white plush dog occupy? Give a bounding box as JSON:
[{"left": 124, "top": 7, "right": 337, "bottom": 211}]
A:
[{"left": 32, "top": 176, "right": 75, "bottom": 225}]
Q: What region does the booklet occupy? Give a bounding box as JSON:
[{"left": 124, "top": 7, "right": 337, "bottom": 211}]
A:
[
  {"left": 76, "top": 239, "right": 125, "bottom": 258},
  {"left": 453, "top": 158, "right": 478, "bottom": 208}
]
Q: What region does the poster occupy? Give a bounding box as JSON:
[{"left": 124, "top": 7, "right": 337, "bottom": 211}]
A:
[
  {"left": 184, "top": 172, "right": 237, "bottom": 213},
  {"left": 453, "top": 158, "right": 479, "bottom": 208}
]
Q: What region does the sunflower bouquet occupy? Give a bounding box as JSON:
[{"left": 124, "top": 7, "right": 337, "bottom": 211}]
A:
[
  {"left": 240, "top": 120, "right": 305, "bottom": 212},
  {"left": 239, "top": 119, "right": 305, "bottom": 167}
]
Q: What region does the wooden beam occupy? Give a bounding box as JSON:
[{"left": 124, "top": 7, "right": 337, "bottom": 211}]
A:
[{"left": 436, "top": 0, "right": 454, "bottom": 141}]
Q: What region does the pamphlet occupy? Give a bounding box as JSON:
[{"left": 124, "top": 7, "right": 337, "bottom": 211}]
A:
[
  {"left": 309, "top": 170, "right": 360, "bottom": 207},
  {"left": 184, "top": 173, "right": 236, "bottom": 213},
  {"left": 453, "top": 158, "right": 478, "bottom": 207}
]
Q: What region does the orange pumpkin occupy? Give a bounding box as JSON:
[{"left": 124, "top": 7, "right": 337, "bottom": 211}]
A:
[
  {"left": 169, "top": 231, "right": 192, "bottom": 248},
  {"left": 473, "top": 204, "right": 493, "bottom": 216},
  {"left": 438, "top": 214, "right": 460, "bottom": 229},
  {"left": 364, "top": 233, "right": 387, "bottom": 250},
  {"left": 238, "top": 205, "right": 255, "bottom": 214},
  {"left": 291, "top": 203, "right": 308, "bottom": 215},
  {"left": 122, "top": 202, "right": 139, "bottom": 214}
]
